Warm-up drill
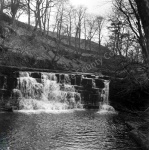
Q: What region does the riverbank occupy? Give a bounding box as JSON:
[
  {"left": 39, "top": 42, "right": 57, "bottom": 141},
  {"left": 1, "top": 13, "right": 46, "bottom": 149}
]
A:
[{"left": 125, "top": 109, "right": 149, "bottom": 150}]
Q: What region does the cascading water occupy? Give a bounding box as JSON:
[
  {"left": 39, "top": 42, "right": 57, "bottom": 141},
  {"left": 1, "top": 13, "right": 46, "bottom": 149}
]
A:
[
  {"left": 11, "top": 72, "right": 82, "bottom": 110},
  {"left": 98, "top": 80, "right": 117, "bottom": 114}
]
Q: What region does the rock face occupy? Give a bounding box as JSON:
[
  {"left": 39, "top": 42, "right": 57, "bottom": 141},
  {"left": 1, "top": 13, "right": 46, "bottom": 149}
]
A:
[
  {"left": 0, "top": 70, "right": 109, "bottom": 109},
  {"left": 126, "top": 111, "right": 149, "bottom": 150},
  {"left": 130, "top": 126, "right": 149, "bottom": 150}
]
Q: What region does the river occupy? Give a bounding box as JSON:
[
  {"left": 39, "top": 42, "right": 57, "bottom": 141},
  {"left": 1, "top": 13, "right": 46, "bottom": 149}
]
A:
[{"left": 0, "top": 110, "right": 141, "bottom": 150}]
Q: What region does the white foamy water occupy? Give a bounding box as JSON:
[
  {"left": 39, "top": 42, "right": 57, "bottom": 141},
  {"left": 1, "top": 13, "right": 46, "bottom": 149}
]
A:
[
  {"left": 13, "top": 108, "right": 86, "bottom": 114},
  {"left": 97, "top": 80, "right": 117, "bottom": 114},
  {"left": 11, "top": 72, "right": 82, "bottom": 110},
  {"left": 98, "top": 104, "right": 118, "bottom": 114}
]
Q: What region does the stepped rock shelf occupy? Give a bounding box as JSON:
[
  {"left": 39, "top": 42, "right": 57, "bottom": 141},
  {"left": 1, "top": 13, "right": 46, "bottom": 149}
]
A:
[{"left": 0, "top": 66, "right": 110, "bottom": 111}]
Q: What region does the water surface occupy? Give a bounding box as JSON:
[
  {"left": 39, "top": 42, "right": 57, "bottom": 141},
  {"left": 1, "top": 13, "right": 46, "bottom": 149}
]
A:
[{"left": 0, "top": 110, "right": 141, "bottom": 150}]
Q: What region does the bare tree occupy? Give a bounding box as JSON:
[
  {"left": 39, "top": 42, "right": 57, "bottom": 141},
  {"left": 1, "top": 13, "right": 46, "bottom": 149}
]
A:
[
  {"left": 134, "top": 0, "right": 149, "bottom": 62},
  {"left": 4, "top": 0, "right": 26, "bottom": 24},
  {"left": 114, "top": 0, "right": 148, "bottom": 62},
  {"left": 41, "top": 0, "right": 55, "bottom": 34},
  {"left": 85, "top": 14, "right": 98, "bottom": 51},
  {"left": 96, "top": 16, "right": 104, "bottom": 52},
  {"left": 65, "top": 4, "right": 75, "bottom": 46},
  {"left": 46, "top": 2, "right": 53, "bottom": 35},
  {"left": 25, "top": 0, "right": 31, "bottom": 25},
  {"left": 73, "top": 6, "right": 86, "bottom": 56},
  {"left": 27, "top": 0, "right": 54, "bottom": 31},
  {"left": 42, "top": 0, "right": 69, "bottom": 66},
  {"left": 83, "top": 13, "right": 87, "bottom": 50},
  {"left": 108, "top": 7, "right": 143, "bottom": 61}
]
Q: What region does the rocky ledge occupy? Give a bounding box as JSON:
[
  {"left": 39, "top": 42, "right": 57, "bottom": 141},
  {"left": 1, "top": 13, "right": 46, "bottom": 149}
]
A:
[{"left": 125, "top": 108, "right": 149, "bottom": 150}]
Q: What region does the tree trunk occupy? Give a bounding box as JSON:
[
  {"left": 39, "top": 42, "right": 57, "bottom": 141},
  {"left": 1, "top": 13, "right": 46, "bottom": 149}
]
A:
[
  {"left": 75, "top": 27, "right": 79, "bottom": 54},
  {"left": 0, "top": 0, "right": 4, "bottom": 14},
  {"left": 84, "top": 19, "right": 87, "bottom": 50},
  {"left": 27, "top": 0, "right": 30, "bottom": 25},
  {"left": 47, "top": 7, "right": 51, "bottom": 35},
  {"left": 89, "top": 39, "right": 92, "bottom": 51},
  {"left": 78, "top": 24, "right": 81, "bottom": 52},
  {"left": 98, "top": 36, "right": 101, "bottom": 52},
  {"left": 69, "top": 22, "right": 72, "bottom": 46},
  {"left": 12, "top": 13, "right": 16, "bottom": 25},
  {"left": 135, "top": 0, "right": 149, "bottom": 61}
]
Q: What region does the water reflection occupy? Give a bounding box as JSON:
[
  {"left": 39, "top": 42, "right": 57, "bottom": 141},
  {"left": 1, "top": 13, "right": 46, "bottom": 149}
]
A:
[{"left": 0, "top": 110, "right": 141, "bottom": 150}]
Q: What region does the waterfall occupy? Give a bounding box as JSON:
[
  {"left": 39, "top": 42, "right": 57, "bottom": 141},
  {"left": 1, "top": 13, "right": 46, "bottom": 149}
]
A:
[
  {"left": 98, "top": 80, "right": 117, "bottom": 114},
  {"left": 12, "top": 72, "right": 82, "bottom": 110},
  {"left": 103, "top": 80, "right": 110, "bottom": 105},
  {"left": 1, "top": 71, "right": 118, "bottom": 112}
]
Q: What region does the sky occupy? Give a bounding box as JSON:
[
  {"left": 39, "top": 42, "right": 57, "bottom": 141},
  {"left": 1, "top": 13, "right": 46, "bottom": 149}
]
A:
[
  {"left": 68, "top": 0, "right": 113, "bottom": 44},
  {"left": 69, "top": 0, "right": 112, "bottom": 16},
  {"left": 20, "top": 0, "right": 113, "bottom": 23}
]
